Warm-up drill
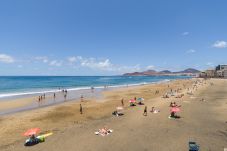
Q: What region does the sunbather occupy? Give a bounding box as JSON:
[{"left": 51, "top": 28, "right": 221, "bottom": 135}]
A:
[
  {"left": 96, "top": 126, "right": 113, "bottom": 136},
  {"left": 24, "top": 134, "right": 41, "bottom": 146},
  {"left": 150, "top": 107, "right": 160, "bottom": 113},
  {"left": 169, "top": 112, "right": 180, "bottom": 119}
]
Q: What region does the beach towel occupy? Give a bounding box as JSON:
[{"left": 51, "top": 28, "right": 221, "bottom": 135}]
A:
[{"left": 168, "top": 115, "right": 180, "bottom": 119}]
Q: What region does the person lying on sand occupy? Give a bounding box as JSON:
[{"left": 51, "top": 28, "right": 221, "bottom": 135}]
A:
[
  {"left": 95, "top": 126, "right": 113, "bottom": 136},
  {"left": 24, "top": 134, "right": 44, "bottom": 146},
  {"left": 99, "top": 127, "right": 109, "bottom": 135},
  {"left": 150, "top": 107, "right": 160, "bottom": 113},
  {"left": 169, "top": 112, "right": 180, "bottom": 119}
]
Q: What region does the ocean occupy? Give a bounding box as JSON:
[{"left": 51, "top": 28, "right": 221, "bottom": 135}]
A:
[{"left": 0, "top": 76, "right": 190, "bottom": 99}]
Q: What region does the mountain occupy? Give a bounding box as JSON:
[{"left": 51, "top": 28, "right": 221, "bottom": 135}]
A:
[
  {"left": 159, "top": 70, "right": 172, "bottom": 74},
  {"left": 123, "top": 68, "right": 200, "bottom": 76},
  {"left": 177, "top": 68, "right": 200, "bottom": 73}
]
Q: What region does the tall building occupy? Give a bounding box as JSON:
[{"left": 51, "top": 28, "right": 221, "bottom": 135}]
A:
[{"left": 215, "top": 65, "right": 227, "bottom": 78}]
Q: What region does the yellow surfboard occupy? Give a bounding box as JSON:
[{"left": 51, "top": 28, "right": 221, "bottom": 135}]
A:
[{"left": 39, "top": 132, "right": 53, "bottom": 138}]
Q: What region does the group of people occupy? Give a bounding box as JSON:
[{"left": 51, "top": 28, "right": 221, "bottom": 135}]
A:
[
  {"left": 38, "top": 94, "right": 46, "bottom": 103},
  {"left": 37, "top": 88, "right": 69, "bottom": 105},
  {"left": 62, "top": 89, "right": 68, "bottom": 100}
]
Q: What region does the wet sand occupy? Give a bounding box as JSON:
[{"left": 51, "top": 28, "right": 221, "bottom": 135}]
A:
[
  {"left": 1, "top": 78, "right": 227, "bottom": 151},
  {"left": 0, "top": 88, "right": 104, "bottom": 115}
]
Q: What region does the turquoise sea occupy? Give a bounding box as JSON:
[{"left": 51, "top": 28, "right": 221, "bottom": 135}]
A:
[{"left": 0, "top": 76, "right": 190, "bottom": 98}]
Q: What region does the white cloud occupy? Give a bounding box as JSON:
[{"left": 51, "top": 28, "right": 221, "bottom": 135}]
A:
[
  {"left": 186, "top": 49, "right": 196, "bottom": 53},
  {"left": 115, "top": 64, "right": 141, "bottom": 72},
  {"left": 35, "top": 56, "right": 48, "bottom": 63},
  {"left": 146, "top": 65, "right": 155, "bottom": 70},
  {"left": 182, "top": 32, "right": 189, "bottom": 36},
  {"left": 49, "top": 60, "right": 62, "bottom": 67},
  {"left": 80, "top": 58, "right": 113, "bottom": 71},
  {"left": 0, "top": 54, "right": 15, "bottom": 63},
  {"left": 212, "top": 40, "right": 227, "bottom": 48},
  {"left": 67, "top": 56, "right": 77, "bottom": 63},
  {"left": 67, "top": 56, "right": 141, "bottom": 73}
]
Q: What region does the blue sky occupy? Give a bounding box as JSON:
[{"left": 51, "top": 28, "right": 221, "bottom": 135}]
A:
[{"left": 0, "top": 0, "right": 227, "bottom": 75}]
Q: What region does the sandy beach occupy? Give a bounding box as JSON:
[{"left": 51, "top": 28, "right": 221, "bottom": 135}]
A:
[{"left": 1, "top": 78, "right": 227, "bottom": 151}]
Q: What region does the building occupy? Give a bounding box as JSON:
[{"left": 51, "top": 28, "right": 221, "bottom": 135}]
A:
[
  {"left": 224, "top": 70, "right": 227, "bottom": 78},
  {"left": 216, "top": 65, "right": 227, "bottom": 71},
  {"left": 203, "top": 69, "right": 215, "bottom": 78},
  {"left": 199, "top": 72, "right": 206, "bottom": 78},
  {"left": 199, "top": 64, "right": 227, "bottom": 78},
  {"left": 216, "top": 65, "right": 227, "bottom": 78}
]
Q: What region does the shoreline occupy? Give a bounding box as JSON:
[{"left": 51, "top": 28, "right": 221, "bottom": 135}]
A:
[{"left": 0, "top": 78, "right": 183, "bottom": 116}]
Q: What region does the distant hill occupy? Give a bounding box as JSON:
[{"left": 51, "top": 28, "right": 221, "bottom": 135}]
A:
[
  {"left": 159, "top": 70, "right": 172, "bottom": 74},
  {"left": 123, "top": 68, "right": 200, "bottom": 76},
  {"left": 177, "top": 68, "right": 200, "bottom": 73}
]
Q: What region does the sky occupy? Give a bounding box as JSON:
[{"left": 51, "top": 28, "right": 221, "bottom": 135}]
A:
[{"left": 0, "top": 0, "right": 227, "bottom": 75}]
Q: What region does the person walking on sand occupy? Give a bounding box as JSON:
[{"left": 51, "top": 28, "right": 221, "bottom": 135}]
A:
[
  {"left": 121, "top": 98, "right": 124, "bottom": 107},
  {"left": 143, "top": 106, "right": 147, "bottom": 116},
  {"left": 53, "top": 93, "right": 56, "bottom": 99},
  {"left": 80, "top": 104, "right": 83, "bottom": 114}
]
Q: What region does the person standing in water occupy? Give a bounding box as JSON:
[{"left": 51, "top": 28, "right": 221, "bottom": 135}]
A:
[
  {"left": 91, "top": 86, "right": 94, "bottom": 93},
  {"left": 37, "top": 96, "right": 41, "bottom": 107}
]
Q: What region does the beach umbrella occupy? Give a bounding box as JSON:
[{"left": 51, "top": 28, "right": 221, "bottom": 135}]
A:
[
  {"left": 137, "top": 98, "right": 144, "bottom": 101},
  {"left": 23, "top": 128, "right": 40, "bottom": 136},
  {"left": 170, "top": 107, "right": 180, "bottom": 113},
  {"left": 129, "top": 99, "right": 136, "bottom": 103}
]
